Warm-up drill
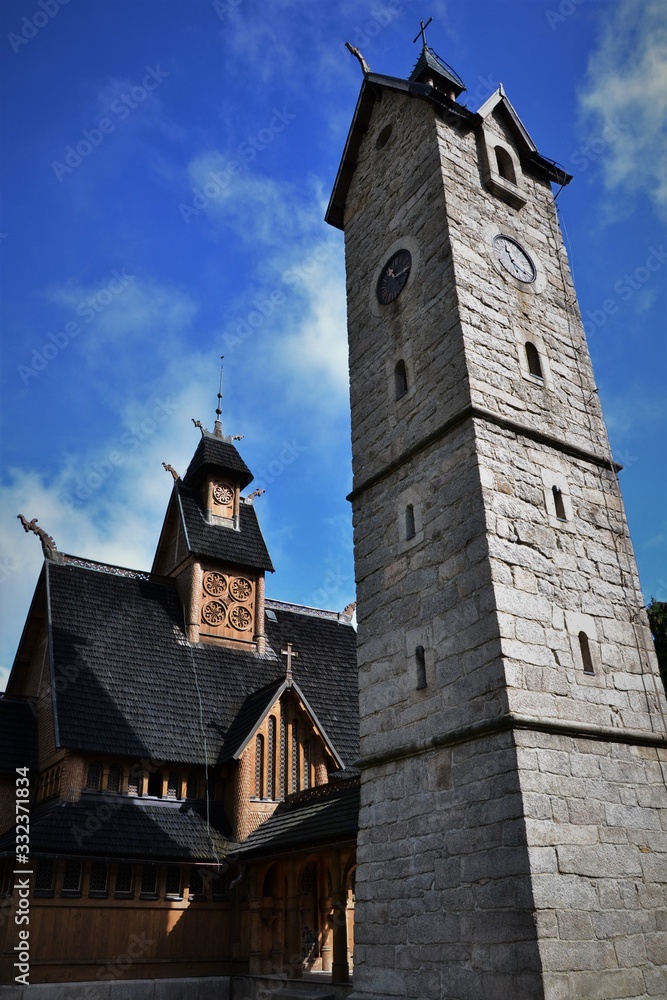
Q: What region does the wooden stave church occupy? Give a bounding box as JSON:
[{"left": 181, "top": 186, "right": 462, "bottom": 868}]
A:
[{"left": 0, "top": 424, "right": 360, "bottom": 985}]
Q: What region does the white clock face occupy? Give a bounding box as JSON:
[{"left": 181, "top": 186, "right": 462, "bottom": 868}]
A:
[{"left": 493, "top": 235, "right": 536, "bottom": 283}]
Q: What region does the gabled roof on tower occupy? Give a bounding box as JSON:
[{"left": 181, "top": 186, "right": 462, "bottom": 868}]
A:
[
  {"left": 176, "top": 480, "right": 274, "bottom": 572},
  {"left": 325, "top": 62, "right": 571, "bottom": 231},
  {"left": 477, "top": 83, "right": 539, "bottom": 156}
]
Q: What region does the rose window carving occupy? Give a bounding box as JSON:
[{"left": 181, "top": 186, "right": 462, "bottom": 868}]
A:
[
  {"left": 202, "top": 600, "right": 227, "bottom": 627},
  {"left": 229, "top": 605, "right": 253, "bottom": 631},
  {"left": 230, "top": 577, "right": 252, "bottom": 602},
  {"left": 203, "top": 571, "right": 227, "bottom": 597},
  {"left": 212, "top": 483, "right": 234, "bottom": 506}
]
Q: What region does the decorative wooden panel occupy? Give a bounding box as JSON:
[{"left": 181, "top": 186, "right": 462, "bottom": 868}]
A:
[{"left": 199, "top": 567, "right": 256, "bottom": 643}]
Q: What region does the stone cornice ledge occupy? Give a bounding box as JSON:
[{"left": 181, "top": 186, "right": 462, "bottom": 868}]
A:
[
  {"left": 355, "top": 712, "right": 667, "bottom": 771},
  {"left": 347, "top": 404, "right": 622, "bottom": 503}
]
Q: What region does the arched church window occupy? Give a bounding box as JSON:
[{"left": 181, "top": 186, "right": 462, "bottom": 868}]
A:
[
  {"left": 525, "top": 342, "right": 544, "bottom": 379},
  {"left": 107, "top": 766, "right": 121, "bottom": 792},
  {"left": 416, "top": 645, "right": 427, "bottom": 690},
  {"left": 267, "top": 716, "right": 276, "bottom": 800},
  {"left": 405, "top": 504, "right": 416, "bottom": 540},
  {"left": 255, "top": 734, "right": 265, "bottom": 798},
  {"left": 85, "top": 763, "right": 101, "bottom": 791},
  {"left": 495, "top": 146, "right": 516, "bottom": 184},
  {"left": 552, "top": 486, "right": 567, "bottom": 521},
  {"left": 578, "top": 631, "right": 594, "bottom": 675},
  {"left": 394, "top": 359, "right": 408, "bottom": 399}
]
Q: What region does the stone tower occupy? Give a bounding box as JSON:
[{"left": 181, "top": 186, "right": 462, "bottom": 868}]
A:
[{"left": 326, "top": 45, "right": 667, "bottom": 1000}]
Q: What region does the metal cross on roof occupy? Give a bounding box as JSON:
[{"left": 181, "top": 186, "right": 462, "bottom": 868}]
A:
[
  {"left": 413, "top": 16, "right": 433, "bottom": 47},
  {"left": 281, "top": 642, "right": 299, "bottom": 682}
]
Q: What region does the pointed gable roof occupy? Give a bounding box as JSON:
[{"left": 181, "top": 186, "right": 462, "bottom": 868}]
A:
[
  {"left": 183, "top": 432, "right": 253, "bottom": 489},
  {"left": 175, "top": 481, "right": 274, "bottom": 572},
  {"left": 409, "top": 45, "right": 466, "bottom": 97}
]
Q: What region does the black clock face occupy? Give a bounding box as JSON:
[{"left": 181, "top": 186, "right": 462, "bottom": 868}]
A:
[
  {"left": 376, "top": 249, "right": 412, "bottom": 304},
  {"left": 493, "top": 235, "right": 536, "bottom": 283}
]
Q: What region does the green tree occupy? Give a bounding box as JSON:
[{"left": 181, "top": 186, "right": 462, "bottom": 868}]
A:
[{"left": 646, "top": 598, "right": 667, "bottom": 696}]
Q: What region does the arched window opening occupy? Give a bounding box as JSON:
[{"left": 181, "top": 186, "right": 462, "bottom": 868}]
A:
[
  {"left": 416, "top": 645, "right": 427, "bottom": 690},
  {"left": 279, "top": 715, "right": 287, "bottom": 800},
  {"left": 107, "top": 766, "right": 121, "bottom": 793},
  {"left": 291, "top": 722, "right": 300, "bottom": 794},
  {"left": 578, "top": 631, "right": 594, "bottom": 675},
  {"left": 552, "top": 486, "right": 567, "bottom": 521},
  {"left": 255, "top": 734, "right": 265, "bottom": 799},
  {"left": 303, "top": 742, "right": 311, "bottom": 790},
  {"left": 267, "top": 716, "right": 276, "bottom": 800},
  {"left": 167, "top": 772, "right": 180, "bottom": 800},
  {"left": 525, "top": 342, "right": 544, "bottom": 379},
  {"left": 394, "top": 359, "right": 408, "bottom": 399},
  {"left": 405, "top": 504, "right": 416, "bottom": 540},
  {"left": 85, "top": 762, "right": 101, "bottom": 791},
  {"left": 147, "top": 771, "right": 163, "bottom": 797},
  {"left": 495, "top": 146, "right": 516, "bottom": 184},
  {"left": 186, "top": 773, "right": 198, "bottom": 800}
]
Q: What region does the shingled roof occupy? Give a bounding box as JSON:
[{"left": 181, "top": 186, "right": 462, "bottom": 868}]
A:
[
  {"left": 183, "top": 434, "right": 253, "bottom": 489},
  {"left": 0, "top": 793, "right": 235, "bottom": 861},
  {"left": 238, "top": 777, "right": 360, "bottom": 858},
  {"left": 43, "top": 561, "right": 358, "bottom": 767},
  {"left": 177, "top": 482, "right": 274, "bottom": 572}
]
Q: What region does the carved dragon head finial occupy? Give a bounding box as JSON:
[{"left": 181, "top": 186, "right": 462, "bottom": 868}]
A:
[
  {"left": 162, "top": 462, "right": 180, "bottom": 482},
  {"left": 192, "top": 418, "right": 207, "bottom": 437},
  {"left": 17, "top": 514, "right": 58, "bottom": 560}
]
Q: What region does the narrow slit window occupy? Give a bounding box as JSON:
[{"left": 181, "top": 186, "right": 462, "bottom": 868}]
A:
[
  {"left": 165, "top": 866, "right": 182, "bottom": 897},
  {"left": 291, "top": 722, "right": 300, "bottom": 793},
  {"left": 552, "top": 486, "right": 567, "bottom": 521},
  {"left": 303, "top": 742, "right": 311, "bottom": 790},
  {"left": 495, "top": 146, "right": 516, "bottom": 184},
  {"left": 394, "top": 359, "right": 408, "bottom": 399},
  {"left": 267, "top": 717, "right": 276, "bottom": 800},
  {"left": 525, "top": 342, "right": 544, "bottom": 379},
  {"left": 279, "top": 715, "right": 287, "bottom": 800},
  {"left": 255, "top": 734, "right": 265, "bottom": 799},
  {"left": 85, "top": 763, "right": 101, "bottom": 791},
  {"left": 578, "top": 631, "right": 594, "bottom": 675},
  {"left": 405, "top": 504, "right": 416, "bottom": 540},
  {"left": 416, "top": 645, "right": 427, "bottom": 690}
]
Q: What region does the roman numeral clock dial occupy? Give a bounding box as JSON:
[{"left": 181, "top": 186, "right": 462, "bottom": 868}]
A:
[
  {"left": 376, "top": 249, "right": 412, "bottom": 304},
  {"left": 493, "top": 235, "right": 536, "bottom": 283}
]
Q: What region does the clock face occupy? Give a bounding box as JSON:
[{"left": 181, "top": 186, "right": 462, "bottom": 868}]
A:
[
  {"left": 376, "top": 249, "right": 412, "bottom": 304},
  {"left": 493, "top": 235, "right": 536, "bottom": 283}
]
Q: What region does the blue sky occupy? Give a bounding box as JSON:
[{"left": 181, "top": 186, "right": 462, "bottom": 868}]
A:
[{"left": 1, "top": 0, "right": 665, "bottom": 690}]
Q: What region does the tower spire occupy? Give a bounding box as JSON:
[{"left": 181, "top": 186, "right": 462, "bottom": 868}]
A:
[{"left": 214, "top": 355, "right": 224, "bottom": 438}]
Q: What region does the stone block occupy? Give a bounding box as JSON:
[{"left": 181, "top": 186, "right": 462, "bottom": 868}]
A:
[
  {"left": 567, "top": 969, "right": 646, "bottom": 1000},
  {"left": 556, "top": 843, "right": 643, "bottom": 878}
]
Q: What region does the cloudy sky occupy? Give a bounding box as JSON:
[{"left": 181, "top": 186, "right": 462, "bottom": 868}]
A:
[{"left": 1, "top": 0, "right": 665, "bottom": 690}]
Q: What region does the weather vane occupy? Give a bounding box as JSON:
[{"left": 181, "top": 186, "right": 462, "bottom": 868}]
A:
[
  {"left": 413, "top": 16, "right": 433, "bottom": 47},
  {"left": 216, "top": 355, "right": 224, "bottom": 424}
]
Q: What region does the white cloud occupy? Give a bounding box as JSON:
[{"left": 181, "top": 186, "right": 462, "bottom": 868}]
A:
[{"left": 579, "top": 0, "right": 667, "bottom": 216}]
